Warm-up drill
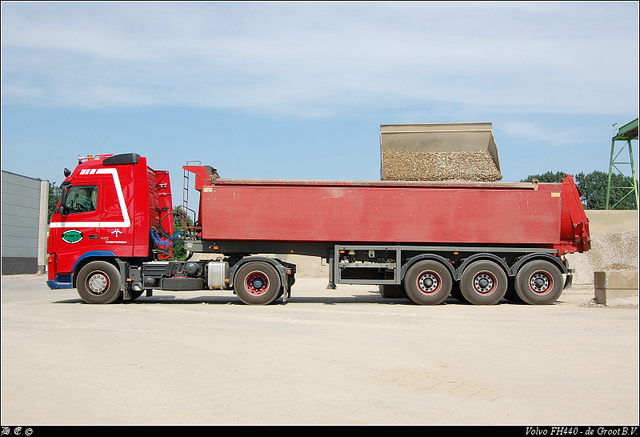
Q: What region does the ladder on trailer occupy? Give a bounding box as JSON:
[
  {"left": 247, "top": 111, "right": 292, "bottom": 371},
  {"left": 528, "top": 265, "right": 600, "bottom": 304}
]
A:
[{"left": 181, "top": 161, "right": 201, "bottom": 233}]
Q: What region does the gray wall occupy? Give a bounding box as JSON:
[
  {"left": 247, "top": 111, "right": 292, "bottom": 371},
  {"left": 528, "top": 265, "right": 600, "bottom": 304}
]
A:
[
  {"left": 2, "top": 170, "right": 49, "bottom": 275},
  {"left": 585, "top": 210, "right": 638, "bottom": 234}
]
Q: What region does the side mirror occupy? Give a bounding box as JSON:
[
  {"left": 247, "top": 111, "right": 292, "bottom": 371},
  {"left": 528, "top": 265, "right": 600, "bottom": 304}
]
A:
[
  {"left": 58, "top": 182, "right": 70, "bottom": 215},
  {"left": 64, "top": 168, "right": 71, "bottom": 177}
]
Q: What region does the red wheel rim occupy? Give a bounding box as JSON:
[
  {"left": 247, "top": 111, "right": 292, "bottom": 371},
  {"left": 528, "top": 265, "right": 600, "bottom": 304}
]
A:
[
  {"left": 472, "top": 270, "right": 498, "bottom": 295},
  {"left": 416, "top": 270, "right": 441, "bottom": 295},
  {"left": 529, "top": 270, "right": 553, "bottom": 295},
  {"left": 244, "top": 271, "right": 270, "bottom": 296}
]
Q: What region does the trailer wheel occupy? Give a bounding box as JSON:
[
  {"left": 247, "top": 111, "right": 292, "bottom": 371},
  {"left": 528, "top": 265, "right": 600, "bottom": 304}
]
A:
[
  {"left": 404, "top": 260, "right": 452, "bottom": 305},
  {"left": 460, "top": 260, "right": 507, "bottom": 305},
  {"left": 234, "top": 262, "right": 282, "bottom": 305},
  {"left": 515, "top": 260, "right": 563, "bottom": 305},
  {"left": 76, "top": 261, "right": 122, "bottom": 304}
]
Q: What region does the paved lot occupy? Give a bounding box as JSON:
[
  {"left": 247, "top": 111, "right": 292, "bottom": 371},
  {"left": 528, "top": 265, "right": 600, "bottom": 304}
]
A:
[{"left": 1, "top": 274, "right": 638, "bottom": 425}]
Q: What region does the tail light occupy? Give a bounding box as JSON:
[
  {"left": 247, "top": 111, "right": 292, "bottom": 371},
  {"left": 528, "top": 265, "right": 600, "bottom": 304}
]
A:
[{"left": 47, "top": 254, "right": 56, "bottom": 281}]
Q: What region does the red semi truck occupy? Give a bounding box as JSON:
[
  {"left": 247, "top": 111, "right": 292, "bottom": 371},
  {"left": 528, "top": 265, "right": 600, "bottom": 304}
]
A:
[{"left": 47, "top": 152, "right": 590, "bottom": 306}]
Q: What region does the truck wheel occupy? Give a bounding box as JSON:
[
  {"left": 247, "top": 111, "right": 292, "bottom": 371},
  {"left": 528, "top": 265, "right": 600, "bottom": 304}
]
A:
[
  {"left": 403, "top": 260, "right": 452, "bottom": 305},
  {"left": 76, "top": 261, "right": 122, "bottom": 304},
  {"left": 515, "top": 260, "right": 563, "bottom": 305},
  {"left": 234, "top": 262, "right": 282, "bottom": 305},
  {"left": 460, "top": 260, "right": 507, "bottom": 305}
]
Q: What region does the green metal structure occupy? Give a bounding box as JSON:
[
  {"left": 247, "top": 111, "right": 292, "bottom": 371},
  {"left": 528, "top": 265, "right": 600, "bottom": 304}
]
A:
[{"left": 606, "top": 118, "right": 638, "bottom": 210}]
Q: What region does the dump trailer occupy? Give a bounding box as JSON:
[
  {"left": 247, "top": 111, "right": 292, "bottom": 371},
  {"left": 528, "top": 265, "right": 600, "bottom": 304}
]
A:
[{"left": 47, "top": 153, "right": 590, "bottom": 306}]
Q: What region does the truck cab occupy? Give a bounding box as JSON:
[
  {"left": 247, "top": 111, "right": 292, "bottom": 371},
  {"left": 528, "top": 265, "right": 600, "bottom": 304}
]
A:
[
  {"left": 47, "top": 153, "right": 173, "bottom": 296},
  {"left": 47, "top": 152, "right": 295, "bottom": 305}
]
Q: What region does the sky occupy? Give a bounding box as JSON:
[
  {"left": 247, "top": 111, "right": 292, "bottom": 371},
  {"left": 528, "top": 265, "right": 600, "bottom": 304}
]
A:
[{"left": 2, "top": 1, "right": 638, "bottom": 206}]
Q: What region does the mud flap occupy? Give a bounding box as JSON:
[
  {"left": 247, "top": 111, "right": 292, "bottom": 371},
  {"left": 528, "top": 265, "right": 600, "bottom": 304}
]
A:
[
  {"left": 564, "top": 269, "right": 574, "bottom": 290},
  {"left": 116, "top": 258, "right": 131, "bottom": 300}
]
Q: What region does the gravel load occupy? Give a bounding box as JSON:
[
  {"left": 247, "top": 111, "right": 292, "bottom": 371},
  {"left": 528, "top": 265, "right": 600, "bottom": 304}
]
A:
[
  {"left": 566, "top": 229, "right": 639, "bottom": 285},
  {"left": 381, "top": 150, "right": 503, "bottom": 182}
]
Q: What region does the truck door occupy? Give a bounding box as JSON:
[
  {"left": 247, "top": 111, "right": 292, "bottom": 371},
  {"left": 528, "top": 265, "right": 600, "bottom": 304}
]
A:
[
  {"left": 50, "top": 182, "right": 102, "bottom": 274},
  {"left": 97, "top": 167, "right": 134, "bottom": 256}
]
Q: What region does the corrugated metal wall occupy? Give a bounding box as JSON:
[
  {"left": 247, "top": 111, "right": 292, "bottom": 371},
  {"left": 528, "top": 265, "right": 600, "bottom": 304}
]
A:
[{"left": 2, "top": 170, "right": 49, "bottom": 275}]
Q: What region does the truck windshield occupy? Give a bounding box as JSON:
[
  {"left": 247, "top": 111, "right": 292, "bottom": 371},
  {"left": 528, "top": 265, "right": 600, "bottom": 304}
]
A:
[{"left": 63, "top": 186, "right": 98, "bottom": 214}]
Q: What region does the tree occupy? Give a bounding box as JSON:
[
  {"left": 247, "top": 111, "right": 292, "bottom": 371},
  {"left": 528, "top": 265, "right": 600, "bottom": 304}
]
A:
[
  {"left": 575, "top": 171, "right": 637, "bottom": 210},
  {"left": 48, "top": 182, "right": 63, "bottom": 223},
  {"left": 521, "top": 170, "right": 638, "bottom": 210},
  {"left": 170, "top": 206, "right": 194, "bottom": 260},
  {"left": 520, "top": 171, "right": 567, "bottom": 183}
]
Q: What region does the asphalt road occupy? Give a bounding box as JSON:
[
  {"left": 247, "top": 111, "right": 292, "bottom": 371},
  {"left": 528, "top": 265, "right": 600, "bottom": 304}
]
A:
[{"left": 1, "top": 274, "right": 638, "bottom": 425}]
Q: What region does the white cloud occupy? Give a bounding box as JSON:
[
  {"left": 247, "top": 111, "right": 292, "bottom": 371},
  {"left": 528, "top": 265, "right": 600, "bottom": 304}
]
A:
[
  {"left": 1, "top": 2, "right": 638, "bottom": 116},
  {"left": 501, "top": 121, "right": 584, "bottom": 147}
]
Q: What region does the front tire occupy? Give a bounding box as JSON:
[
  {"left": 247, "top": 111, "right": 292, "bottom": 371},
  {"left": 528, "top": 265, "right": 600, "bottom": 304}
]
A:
[
  {"left": 234, "top": 262, "right": 282, "bottom": 305},
  {"left": 76, "top": 261, "right": 122, "bottom": 304}
]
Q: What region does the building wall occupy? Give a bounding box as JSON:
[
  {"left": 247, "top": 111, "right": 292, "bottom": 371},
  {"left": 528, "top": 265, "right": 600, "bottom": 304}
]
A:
[{"left": 2, "top": 170, "right": 49, "bottom": 275}]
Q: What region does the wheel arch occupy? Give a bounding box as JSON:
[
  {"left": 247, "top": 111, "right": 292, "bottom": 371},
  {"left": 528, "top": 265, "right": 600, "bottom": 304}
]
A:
[
  {"left": 71, "top": 251, "right": 118, "bottom": 288},
  {"left": 456, "top": 253, "right": 510, "bottom": 280},
  {"left": 229, "top": 256, "right": 292, "bottom": 289},
  {"left": 511, "top": 253, "right": 568, "bottom": 277},
  {"left": 401, "top": 254, "right": 456, "bottom": 282}
]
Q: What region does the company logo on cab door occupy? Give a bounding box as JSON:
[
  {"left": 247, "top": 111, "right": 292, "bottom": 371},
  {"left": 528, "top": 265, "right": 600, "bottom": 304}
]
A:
[{"left": 61, "top": 229, "right": 83, "bottom": 244}]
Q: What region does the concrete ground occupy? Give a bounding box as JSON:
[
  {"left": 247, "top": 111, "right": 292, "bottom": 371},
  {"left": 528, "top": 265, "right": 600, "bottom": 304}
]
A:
[{"left": 1, "top": 274, "right": 638, "bottom": 425}]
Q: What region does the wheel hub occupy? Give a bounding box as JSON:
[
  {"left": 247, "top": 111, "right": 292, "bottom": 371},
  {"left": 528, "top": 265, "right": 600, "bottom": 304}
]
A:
[
  {"left": 530, "top": 272, "right": 551, "bottom": 293},
  {"left": 417, "top": 272, "right": 440, "bottom": 294},
  {"left": 245, "top": 271, "right": 269, "bottom": 296},
  {"left": 473, "top": 272, "right": 495, "bottom": 294},
  {"left": 87, "top": 273, "right": 109, "bottom": 296}
]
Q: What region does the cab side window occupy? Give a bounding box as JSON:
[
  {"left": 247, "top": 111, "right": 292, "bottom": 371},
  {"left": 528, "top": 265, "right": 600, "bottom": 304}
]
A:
[{"left": 64, "top": 186, "right": 98, "bottom": 214}]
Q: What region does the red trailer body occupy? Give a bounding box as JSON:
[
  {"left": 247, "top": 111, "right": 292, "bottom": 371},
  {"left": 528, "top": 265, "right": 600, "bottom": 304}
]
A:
[{"left": 198, "top": 177, "right": 589, "bottom": 254}]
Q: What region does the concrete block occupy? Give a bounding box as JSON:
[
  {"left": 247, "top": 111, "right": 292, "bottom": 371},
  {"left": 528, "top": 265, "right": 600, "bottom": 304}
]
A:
[
  {"left": 585, "top": 210, "right": 638, "bottom": 234},
  {"left": 594, "top": 270, "right": 639, "bottom": 306}
]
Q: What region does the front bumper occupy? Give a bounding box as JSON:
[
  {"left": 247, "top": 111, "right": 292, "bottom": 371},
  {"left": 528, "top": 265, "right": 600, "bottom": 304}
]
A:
[{"left": 47, "top": 274, "right": 73, "bottom": 289}]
